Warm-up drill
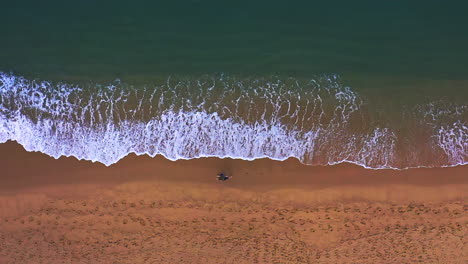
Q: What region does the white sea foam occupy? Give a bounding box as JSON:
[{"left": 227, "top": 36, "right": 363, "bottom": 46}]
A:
[{"left": 0, "top": 72, "right": 466, "bottom": 169}]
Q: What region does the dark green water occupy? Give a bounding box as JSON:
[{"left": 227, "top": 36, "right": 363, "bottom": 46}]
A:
[
  {"left": 2, "top": 1, "right": 468, "bottom": 80},
  {"left": 0, "top": 1, "right": 467, "bottom": 168}
]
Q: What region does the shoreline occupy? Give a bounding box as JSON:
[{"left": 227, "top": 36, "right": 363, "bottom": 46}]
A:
[{"left": 2, "top": 140, "right": 467, "bottom": 190}]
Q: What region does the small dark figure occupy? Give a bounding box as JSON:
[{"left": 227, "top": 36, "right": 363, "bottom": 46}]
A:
[{"left": 217, "top": 173, "right": 231, "bottom": 181}]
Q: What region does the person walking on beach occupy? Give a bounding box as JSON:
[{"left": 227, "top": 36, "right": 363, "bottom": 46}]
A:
[{"left": 217, "top": 173, "right": 231, "bottom": 181}]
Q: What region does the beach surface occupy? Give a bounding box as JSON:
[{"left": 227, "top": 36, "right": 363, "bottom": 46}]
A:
[{"left": 0, "top": 141, "right": 467, "bottom": 263}]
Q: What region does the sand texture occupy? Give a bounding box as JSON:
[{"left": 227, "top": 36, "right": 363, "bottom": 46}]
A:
[{"left": 0, "top": 142, "right": 467, "bottom": 263}]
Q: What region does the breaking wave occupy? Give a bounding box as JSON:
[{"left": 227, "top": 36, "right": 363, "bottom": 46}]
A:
[{"left": 0, "top": 72, "right": 466, "bottom": 169}]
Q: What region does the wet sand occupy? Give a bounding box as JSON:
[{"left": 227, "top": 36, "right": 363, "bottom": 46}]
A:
[{"left": 0, "top": 141, "right": 467, "bottom": 263}]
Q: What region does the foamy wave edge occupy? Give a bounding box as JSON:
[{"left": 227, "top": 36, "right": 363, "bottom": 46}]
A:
[
  {"left": 3, "top": 139, "right": 467, "bottom": 170},
  {"left": 0, "top": 72, "right": 466, "bottom": 170}
]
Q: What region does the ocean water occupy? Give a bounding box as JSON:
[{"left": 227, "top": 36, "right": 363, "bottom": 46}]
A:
[{"left": 0, "top": 1, "right": 467, "bottom": 169}]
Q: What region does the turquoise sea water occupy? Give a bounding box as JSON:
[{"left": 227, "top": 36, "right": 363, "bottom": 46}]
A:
[{"left": 0, "top": 1, "right": 467, "bottom": 168}]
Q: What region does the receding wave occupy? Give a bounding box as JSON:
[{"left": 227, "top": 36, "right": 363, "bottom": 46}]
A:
[{"left": 0, "top": 72, "right": 466, "bottom": 169}]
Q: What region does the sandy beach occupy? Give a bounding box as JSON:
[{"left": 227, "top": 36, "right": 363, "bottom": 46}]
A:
[{"left": 0, "top": 141, "right": 466, "bottom": 263}]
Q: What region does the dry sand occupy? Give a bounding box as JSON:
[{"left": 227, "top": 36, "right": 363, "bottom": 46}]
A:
[{"left": 0, "top": 141, "right": 467, "bottom": 263}]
